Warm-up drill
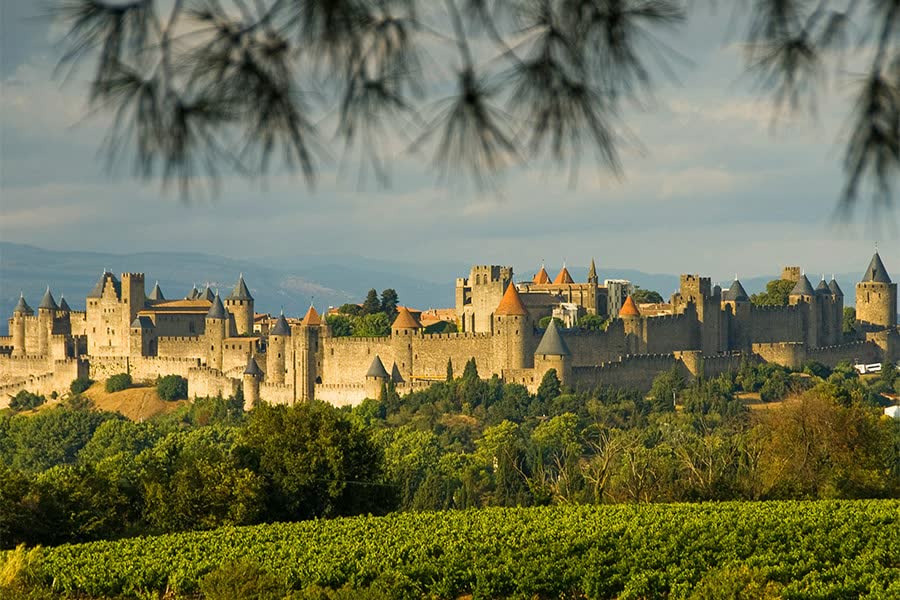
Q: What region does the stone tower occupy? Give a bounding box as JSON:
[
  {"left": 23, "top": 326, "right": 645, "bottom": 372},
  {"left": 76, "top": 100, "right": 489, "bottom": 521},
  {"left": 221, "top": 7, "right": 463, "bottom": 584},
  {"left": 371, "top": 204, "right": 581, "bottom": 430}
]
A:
[
  {"left": 205, "top": 293, "right": 228, "bottom": 371},
  {"left": 267, "top": 312, "right": 291, "bottom": 385},
  {"left": 789, "top": 274, "right": 818, "bottom": 347},
  {"left": 242, "top": 355, "right": 262, "bottom": 411},
  {"left": 121, "top": 273, "right": 146, "bottom": 346},
  {"left": 856, "top": 252, "right": 896, "bottom": 330},
  {"left": 11, "top": 294, "right": 33, "bottom": 357},
  {"left": 619, "top": 295, "right": 643, "bottom": 354},
  {"left": 534, "top": 319, "right": 571, "bottom": 386},
  {"left": 829, "top": 276, "right": 844, "bottom": 342},
  {"left": 492, "top": 283, "right": 529, "bottom": 373},
  {"left": 722, "top": 278, "right": 750, "bottom": 350},
  {"left": 674, "top": 275, "right": 723, "bottom": 354},
  {"left": 365, "top": 355, "right": 390, "bottom": 400},
  {"left": 38, "top": 287, "right": 58, "bottom": 357},
  {"left": 458, "top": 265, "right": 513, "bottom": 333},
  {"left": 296, "top": 305, "right": 322, "bottom": 402},
  {"left": 391, "top": 306, "right": 422, "bottom": 381},
  {"left": 225, "top": 274, "right": 254, "bottom": 336}
]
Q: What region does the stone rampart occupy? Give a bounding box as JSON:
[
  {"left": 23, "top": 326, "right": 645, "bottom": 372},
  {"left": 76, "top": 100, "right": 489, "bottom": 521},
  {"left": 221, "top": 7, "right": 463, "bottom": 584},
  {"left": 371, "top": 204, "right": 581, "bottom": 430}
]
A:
[
  {"left": 88, "top": 356, "right": 131, "bottom": 380},
  {"left": 806, "top": 340, "right": 882, "bottom": 366},
  {"left": 188, "top": 367, "right": 239, "bottom": 399},
  {"left": 320, "top": 337, "right": 394, "bottom": 384},
  {"left": 259, "top": 382, "right": 294, "bottom": 406},
  {"left": 0, "top": 358, "right": 87, "bottom": 405},
  {"left": 131, "top": 356, "right": 201, "bottom": 382},
  {"left": 411, "top": 334, "right": 493, "bottom": 379},
  {"left": 572, "top": 353, "right": 682, "bottom": 393},
  {"left": 157, "top": 336, "right": 204, "bottom": 359},
  {"left": 315, "top": 382, "right": 368, "bottom": 407}
]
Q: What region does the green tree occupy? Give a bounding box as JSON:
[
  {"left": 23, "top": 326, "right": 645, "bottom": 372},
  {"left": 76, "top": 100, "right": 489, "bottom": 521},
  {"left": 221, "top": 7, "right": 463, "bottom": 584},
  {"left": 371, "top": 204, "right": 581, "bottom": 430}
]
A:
[
  {"left": 338, "top": 304, "right": 363, "bottom": 317},
  {"left": 538, "top": 316, "right": 565, "bottom": 329},
  {"left": 462, "top": 358, "right": 479, "bottom": 383},
  {"left": 325, "top": 314, "right": 353, "bottom": 337},
  {"left": 578, "top": 314, "right": 607, "bottom": 331},
  {"left": 238, "top": 403, "right": 390, "bottom": 521},
  {"left": 750, "top": 279, "right": 795, "bottom": 307},
  {"left": 649, "top": 367, "right": 684, "bottom": 412},
  {"left": 380, "top": 289, "right": 399, "bottom": 320},
  {"left": 353, "top": 313, "right": 391, "bottom": 337},
  {"left": 362, "top": 289, "right": 381, "bottom": 315},
  {"left": 157, "top": 375, "right": 188, "bottom": 401},
  {"left": 8, "top": 391, "right": 45, "bottom": 412},
  {"left": 69, "top": 377, "right": 93, "bottom": 395},
  {"left": 843, "top": 307, "right": 857, "bottom": 334},
  {"left": 105, "top": 373, "right": 132, "bottom": 393},
  {"left": 446, "top": 358, "right": 454, "bottom": 382},
  {"left": 632, "top": 287, "right": 664, "bottom": 304},
  {"left": 536, "top": 369, "right": 562, "bottom": 405}
]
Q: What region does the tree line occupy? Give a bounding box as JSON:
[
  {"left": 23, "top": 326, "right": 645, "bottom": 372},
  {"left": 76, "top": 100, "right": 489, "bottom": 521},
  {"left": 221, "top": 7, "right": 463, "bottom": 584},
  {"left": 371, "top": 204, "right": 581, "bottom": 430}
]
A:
[{"left": 1, "top": 358, "right": 898, "bottom": 549}]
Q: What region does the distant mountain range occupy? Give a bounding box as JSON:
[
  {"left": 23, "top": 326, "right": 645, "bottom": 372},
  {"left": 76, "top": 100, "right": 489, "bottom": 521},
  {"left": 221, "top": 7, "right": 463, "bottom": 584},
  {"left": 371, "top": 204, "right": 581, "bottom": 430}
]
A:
[{"left": 0, "top": 242, "right": 863, "bottom": 336}]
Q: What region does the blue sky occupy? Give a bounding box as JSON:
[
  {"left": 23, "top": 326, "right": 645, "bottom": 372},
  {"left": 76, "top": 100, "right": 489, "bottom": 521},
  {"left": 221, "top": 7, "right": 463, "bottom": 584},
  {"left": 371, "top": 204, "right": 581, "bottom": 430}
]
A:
[{"left": 0, "top": 2, "right": 895, "bottom": 284}]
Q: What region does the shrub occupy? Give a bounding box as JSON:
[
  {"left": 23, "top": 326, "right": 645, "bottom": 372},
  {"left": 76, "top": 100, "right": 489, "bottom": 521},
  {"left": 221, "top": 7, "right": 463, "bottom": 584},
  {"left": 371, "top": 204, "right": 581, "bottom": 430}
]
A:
[
  {"left": 70, "top": 377, "right": 93, "bottom": 395},
  {"left": 9, "top": 391, "right": 45, "bottom": 412},
  {"left": 157, "top": 375, "right": 188, "bottom": 401},
  {"left": 199, "top": 559, "right": 285, "bottom": 600},
  {"left": 105, "top": 373, "right": 132, "bottom": 393}
]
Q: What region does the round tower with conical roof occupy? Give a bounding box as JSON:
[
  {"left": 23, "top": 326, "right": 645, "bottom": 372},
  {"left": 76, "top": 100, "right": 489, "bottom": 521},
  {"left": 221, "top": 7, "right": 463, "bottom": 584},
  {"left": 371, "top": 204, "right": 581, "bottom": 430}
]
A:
[
  {"left": 789, "top": 273, "right": 819, "bottom": 347},
  {"left": 267, "top": 312, "right": 291, "bottom": 385},
  {"left": 38, "top": 287, "right": 58, "bottom": 356},
  {"left": 391, "top": 306, "right": 422, "bottom": 381},
  {"left": 534, "top": 319, "right": 571, "bottom": 386},
  {"left": 619, "top": 295, "right": 643, "bottom": 354},
  {"left": 295, "top": 304, "right": 322, "bottom": 401},
  {"left": 11, "top": 294, "right": 33, "bottom": 357},
  {"left": 205, "top": 293, "right": 228, "bottom": 371},
  {"left": 492, "top": 283, "right": 529, "bottom": 373},
  {"left": 365, "top": 355, "right": 390, "bottom": 400},
  {"left": 242, "top": 355, "right": 262, "bottom": 410},
  {"left": 225, "top": 274, "right": 254, "bottom": 336},
  {"left": 856, "top": 252, "right": 896, "bottom": 331}
]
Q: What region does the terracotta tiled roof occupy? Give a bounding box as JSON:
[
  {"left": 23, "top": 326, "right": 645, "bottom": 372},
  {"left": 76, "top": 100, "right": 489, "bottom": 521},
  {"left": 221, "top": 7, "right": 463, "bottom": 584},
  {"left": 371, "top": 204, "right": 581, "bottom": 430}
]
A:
[
  {"left": 553, "top": 266, "right": 574, "bottom": 285},
  {"left": 533, "top": 267, "right": 551, "bottom": 284},
  {"left": 619, "top": 295, "right": 641, "bottom": 317},
  {"left": 495, "top": 283, "right": 528, "bottom": 316},
  {"left": 302, "top": 305, "right": 322, "bottom": 326},
  {"left": 392, "top": 306, "right": 422, "bottom": 329}
]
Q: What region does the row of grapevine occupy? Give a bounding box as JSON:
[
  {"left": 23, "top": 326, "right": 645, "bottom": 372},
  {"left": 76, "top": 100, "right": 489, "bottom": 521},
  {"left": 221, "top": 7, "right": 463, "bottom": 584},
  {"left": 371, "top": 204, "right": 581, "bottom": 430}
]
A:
[{"left": 23, "top": 500, "right": 900, "bottom": 599}]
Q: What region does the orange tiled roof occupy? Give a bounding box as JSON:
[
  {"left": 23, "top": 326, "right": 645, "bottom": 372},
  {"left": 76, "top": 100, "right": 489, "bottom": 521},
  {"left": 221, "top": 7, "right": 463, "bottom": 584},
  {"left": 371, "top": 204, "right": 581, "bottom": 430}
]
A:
[
  {"left": 533, "top": 267, "right": 551, "bottom": 284},
  {"left": 392, "top": 306, "right": 422, "bottom": 329},
  {"left": 553, "top": 267, "right": 574, "bottom": 284},
  {"left": 619, "top": 295, "right": 641, "bottom": 317},
  {"left": 302, "top": 305, "right": 322, "bottom": 326},
  {"left": 495, "top": 283, "right": 528, "bottom": 316}
]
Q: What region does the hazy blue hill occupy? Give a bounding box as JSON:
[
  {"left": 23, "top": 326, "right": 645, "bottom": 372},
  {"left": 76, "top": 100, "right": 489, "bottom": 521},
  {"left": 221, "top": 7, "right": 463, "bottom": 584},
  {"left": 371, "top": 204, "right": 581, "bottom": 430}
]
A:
[{"left": 0, "top": 242, "right": 863, "bottom": 336}]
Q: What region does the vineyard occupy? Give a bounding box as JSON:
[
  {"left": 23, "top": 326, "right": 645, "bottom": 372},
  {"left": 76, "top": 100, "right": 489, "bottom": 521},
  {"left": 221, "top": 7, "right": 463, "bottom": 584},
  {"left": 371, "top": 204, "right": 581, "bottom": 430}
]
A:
[{"left": 9, "top": 500, "right": 898, "bottom": 599}]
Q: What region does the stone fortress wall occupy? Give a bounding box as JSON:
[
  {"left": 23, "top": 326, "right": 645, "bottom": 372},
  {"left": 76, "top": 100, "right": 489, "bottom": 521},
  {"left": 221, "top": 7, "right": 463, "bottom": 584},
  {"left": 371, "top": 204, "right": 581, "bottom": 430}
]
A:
[{"left": 1, "top": 252, "right": 897, "bottom": 407}]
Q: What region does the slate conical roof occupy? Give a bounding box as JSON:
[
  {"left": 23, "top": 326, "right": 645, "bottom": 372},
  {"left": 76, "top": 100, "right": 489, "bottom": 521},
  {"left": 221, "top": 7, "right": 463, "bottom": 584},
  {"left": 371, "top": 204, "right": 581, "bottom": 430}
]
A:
[
  {"left": 366, "top": 355, "right": 389, "bottom": 379},
  {"left": 201, "top": 286, "right": 215, "bottom": 302},
  {"left": 148, "top": 282, "right": 165, "bottom": 301},
  {"left": 862, "top": 252, "right": 891, "bottom": 283},
  {"left": 829, "top": 277, "right": 843, "bottom": 297},
  {"left": 271, "top": 312, "right": 291, "bottom": 336},
  {"left": 816, "top": 277, "right": 830, "bottom": 294},
  {"left": 243, "top": 355, "right": 263, "bottom": 377},
  {"left": 535, "top": 319, "right": 570, "bottom": 356},
  {"left": 39, "top": 287, "right": 58, "bottom": 310},
  {"left": 301, "top": 305, "right": 322, "bottom": 326},
  {"left": 88, "top": 272, "right": 119, "bottom": 298},
  {"left": 619, "top": 295, "right": 641, "bottom": 317},
  {"left": 723, "top": 279, "right": 749, "bottom": 302},
  {"left": 187, "top": 286, "right": 199, "bottom": 300},
  {"left": 207, "top": 294, "right": 228, "bottom": 319},
  {"left": 392, "top": 306, "right": 422, "bottom": 329},
  {"left": 789, "top": 274, "right": 816, "bottom": 296},
  {"left": 553, "top": 266, "right": 574, "bottom": 284},
  {"left": 495, "top": 283, "right": 528, "bottom": 316},
  {"left": 227, "top": 274, "right": 253, "bottom": 301},
  {"left": 533, "top": 266, "right": 551, "bottom": 284},
  {"left": 13, "top": 294, "right": 32, "bottom": 315},
  {"left": 58, "top": 296, "right": 71, "bottom": 312}
]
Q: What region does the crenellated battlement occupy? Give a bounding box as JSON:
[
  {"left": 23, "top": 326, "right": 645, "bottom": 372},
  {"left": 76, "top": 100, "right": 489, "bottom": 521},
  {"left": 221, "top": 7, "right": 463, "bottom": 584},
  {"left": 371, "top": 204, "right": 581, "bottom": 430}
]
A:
[{"left": 421, "top": 331, "right": 492, "bottom": 341}]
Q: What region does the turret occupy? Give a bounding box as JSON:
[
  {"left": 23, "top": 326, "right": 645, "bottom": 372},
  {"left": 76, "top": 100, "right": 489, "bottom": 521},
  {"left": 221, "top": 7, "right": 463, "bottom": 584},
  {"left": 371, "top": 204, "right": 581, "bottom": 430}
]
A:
[
  {"left": 130, "top": 315, "right": 155, "bottom": 357},
  {"left": 391, "top": 306, "right": 422, "bottom": 381},
  {"left": 492, "top": 283, "right": 529, "bottom": 373},
  {"left": 856, "top": 252, "right": 897, "bottom": 330},
  {"left": 225, "top": 274, "right": 254, "bottom": 336},
  {"left": 242, "top": 355, "right": 262, "bottom": 410},
  {"left": 365, "top": 355, "right": 390, "bottom": 400},
  {"left": 11, "top": 294, "right": 32, "bottom": 357},
  {"left": 534, "top": 319, "right": 571, "bottom": 386},
  {"left": 553, "top": 264, "right": 574, "bottom": 285},
  {"left": 296, "top": 305, "right": 322, "bottom": 401},
  {"left": 205, "top": 293, "right": 228, "bottom": 371},
  {"left": 147, "top": 282, "right": 165, "bottom": 302},
  {"left": 533, "top": 263, "right": 551, "bottom": 284},
  {"left": 619, "top": 295, "right": 643, "bottom": 354},
  {"left": 121, "top": 273, "right": 146, "bottom": 339},
  {"left": 587, "top": 258, "right": 598, "bottom": 285},
  {"left": 38, "top": 287, "right": 58, "bottom": 356},
  {"left": 267, "top": 312, "right": 291, "bottom": 385},
  {"left": 789, "top": 274, "right": 818, "bottom": 347}
]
